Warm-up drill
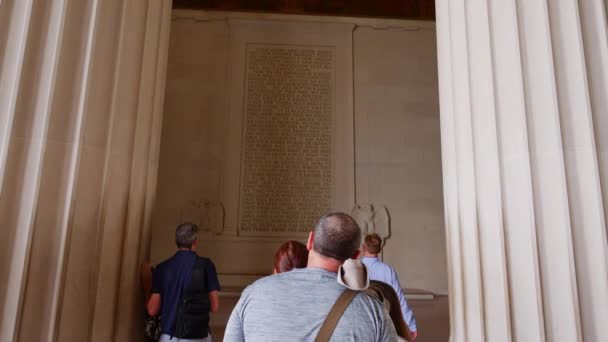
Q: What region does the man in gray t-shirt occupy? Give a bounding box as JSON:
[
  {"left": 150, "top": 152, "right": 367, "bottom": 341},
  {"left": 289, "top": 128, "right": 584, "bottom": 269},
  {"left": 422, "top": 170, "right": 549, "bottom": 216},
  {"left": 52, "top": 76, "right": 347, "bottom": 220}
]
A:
[{"left": 224, "top": 213, "right": 397, "bottom": 341}]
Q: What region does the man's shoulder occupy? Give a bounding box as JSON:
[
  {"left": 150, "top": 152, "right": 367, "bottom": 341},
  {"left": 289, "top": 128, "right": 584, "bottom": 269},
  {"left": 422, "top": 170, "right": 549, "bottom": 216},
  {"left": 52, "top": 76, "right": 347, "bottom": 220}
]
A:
[
  {"left": 195, "top": 255, "right": 213, "bottom": 264},
  {"left": 151, "top": 256, "right": 176, "bottom": 285},
  {"left": 244, "top": 271, "right": 293, "bottom": 290},
  {"left": 195, "top": 256, "right": 218, "bottom": 276},
  {"left": 375, "top": 260, "right": 398, "bottom": 273},
  {"left": 155, "top": 252, "right": 204, "bottom": 272},
  {"left": 352, "top": 289, "right": 385, "bottom": 309},
  {"left": 340, "top": 291, "right": 393, "bottom": 336},
  {"left": 243, "top": 269, "right": 338, "bottom": 294},
  {"left": 155, "top": 255, "right": 175, "bottom": 271}
]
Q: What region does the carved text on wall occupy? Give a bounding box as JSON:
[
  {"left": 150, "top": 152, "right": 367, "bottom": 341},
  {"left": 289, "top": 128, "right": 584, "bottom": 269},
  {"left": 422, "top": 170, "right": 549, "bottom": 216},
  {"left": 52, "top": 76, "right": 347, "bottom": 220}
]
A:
[{"left": 239, "top": 44, "right": 335, "bottom": 234}]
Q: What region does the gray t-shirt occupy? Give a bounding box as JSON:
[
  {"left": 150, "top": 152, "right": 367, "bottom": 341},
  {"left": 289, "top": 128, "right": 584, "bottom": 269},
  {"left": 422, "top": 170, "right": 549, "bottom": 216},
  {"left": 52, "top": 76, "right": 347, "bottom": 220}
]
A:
[{"left": 224, "top": 268, "right": 397, "bottom": 341}]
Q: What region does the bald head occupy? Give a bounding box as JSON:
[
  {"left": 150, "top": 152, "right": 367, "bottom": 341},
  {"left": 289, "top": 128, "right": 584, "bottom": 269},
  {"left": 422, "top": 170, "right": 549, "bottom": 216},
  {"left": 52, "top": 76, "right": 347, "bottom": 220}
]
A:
[{"left": 312, "top": 212, "right": 361, "bottom": 262}]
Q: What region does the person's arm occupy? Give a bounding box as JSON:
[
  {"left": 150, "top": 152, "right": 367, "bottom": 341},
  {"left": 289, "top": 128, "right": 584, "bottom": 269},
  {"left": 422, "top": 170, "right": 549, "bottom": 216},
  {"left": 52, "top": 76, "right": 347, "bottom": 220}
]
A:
[
  {"left": 206, "top": 260, "right": 221, "bottom": 313},
  {"left": 390, "top": 269, "right": 417, "bottom": 334},
  {"left": 141, "top": 262, "right": 153, "bottom": 301},
  {"left": 147, "top": 293, "right": 161, "bottom": 316},
  {"left": 208, "top": 290, "right": 220, "bottom": 313},
  {"left": 147, "top": 264, "right": 162, "bottom": 316}
]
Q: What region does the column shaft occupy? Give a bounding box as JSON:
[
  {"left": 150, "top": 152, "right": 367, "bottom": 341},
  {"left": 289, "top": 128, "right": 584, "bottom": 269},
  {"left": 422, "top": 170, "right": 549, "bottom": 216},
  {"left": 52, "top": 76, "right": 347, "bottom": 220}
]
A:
[
  {"left": 447, "top": 1, "right": 485, "bottom": 340},
  {"left": 548, "top": 0, "right": 608, "bottom": 340},
  {"left": 436, "top": 0, "right": 608, "bottom": 340},
  {"left": 0, "top": 0, "right": 171, "bottom": 341},
  {"left": 465, "top": 1, "right": 511, "bottom": 340},
  {"left": 436, "top": 1, "right": 466, "bottom": 340},
  {"left": 488, "top": 0, "right": 545, "bottom": 340}
]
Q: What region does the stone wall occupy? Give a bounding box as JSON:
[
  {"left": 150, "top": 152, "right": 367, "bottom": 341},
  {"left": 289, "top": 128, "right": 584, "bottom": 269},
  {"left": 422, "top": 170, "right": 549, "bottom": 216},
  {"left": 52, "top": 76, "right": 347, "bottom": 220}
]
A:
[{"left": 151, "top": 10, "right": 447, "bottom": 294}]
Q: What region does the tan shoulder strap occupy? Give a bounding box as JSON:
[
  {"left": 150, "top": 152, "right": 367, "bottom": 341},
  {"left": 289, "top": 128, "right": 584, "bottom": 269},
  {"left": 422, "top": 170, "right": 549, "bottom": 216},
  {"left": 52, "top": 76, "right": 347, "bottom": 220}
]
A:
[{"left": 315, "top": 289, "right": 358, "bottom": 342}]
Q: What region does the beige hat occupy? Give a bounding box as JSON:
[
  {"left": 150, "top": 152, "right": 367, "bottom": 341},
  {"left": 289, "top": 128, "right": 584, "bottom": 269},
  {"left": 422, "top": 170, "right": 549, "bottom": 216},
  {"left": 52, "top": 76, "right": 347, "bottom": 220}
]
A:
[{"left": 337, "top": 258, "right": 370, "bottom": 290}]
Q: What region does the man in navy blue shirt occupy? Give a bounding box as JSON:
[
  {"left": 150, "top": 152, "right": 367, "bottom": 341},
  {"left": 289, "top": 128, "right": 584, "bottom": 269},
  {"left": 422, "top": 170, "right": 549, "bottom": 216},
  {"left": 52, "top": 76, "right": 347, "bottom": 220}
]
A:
[{"left": 147, "top": 223, "right": 221, "bottom": 341}]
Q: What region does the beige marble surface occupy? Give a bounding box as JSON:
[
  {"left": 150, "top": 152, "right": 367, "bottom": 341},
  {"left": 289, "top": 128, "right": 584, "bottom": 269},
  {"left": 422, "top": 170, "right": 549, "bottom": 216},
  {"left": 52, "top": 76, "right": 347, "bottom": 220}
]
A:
[{"left": 151, "top": 10, "right": 447, "bottom": 295}]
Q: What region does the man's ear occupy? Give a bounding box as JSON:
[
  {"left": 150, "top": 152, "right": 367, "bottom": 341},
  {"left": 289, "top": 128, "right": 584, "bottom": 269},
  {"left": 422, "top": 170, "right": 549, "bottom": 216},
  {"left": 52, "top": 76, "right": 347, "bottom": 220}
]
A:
[
  {"left": 307, "top": 231, "right": 314, "bottom": 251},
  {"left": 191, "top": 239, "right": 198, "bottom": 250},
  {"left": 351, "top": 249, "right": 361, "bottom": 260}
]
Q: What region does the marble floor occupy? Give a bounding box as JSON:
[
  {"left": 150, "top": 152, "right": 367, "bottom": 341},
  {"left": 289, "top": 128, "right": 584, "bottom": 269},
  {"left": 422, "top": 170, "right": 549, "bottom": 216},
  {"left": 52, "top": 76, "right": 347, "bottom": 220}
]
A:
[{"left": 209, "top": 294, "right": 450, "bottom": 341}]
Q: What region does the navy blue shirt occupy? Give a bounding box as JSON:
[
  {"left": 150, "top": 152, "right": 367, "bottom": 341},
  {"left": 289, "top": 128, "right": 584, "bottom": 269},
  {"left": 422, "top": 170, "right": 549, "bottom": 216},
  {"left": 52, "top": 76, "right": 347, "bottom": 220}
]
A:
[{"left": 151, "top": 250, "right": 221, "bottom": 335}]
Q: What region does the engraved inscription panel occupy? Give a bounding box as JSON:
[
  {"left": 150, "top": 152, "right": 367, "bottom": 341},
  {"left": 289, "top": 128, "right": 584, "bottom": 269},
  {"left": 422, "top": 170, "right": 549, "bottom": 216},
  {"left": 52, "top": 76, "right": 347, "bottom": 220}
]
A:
[{"left": 239, "top": 44, "right": 334, "bottom": 234}]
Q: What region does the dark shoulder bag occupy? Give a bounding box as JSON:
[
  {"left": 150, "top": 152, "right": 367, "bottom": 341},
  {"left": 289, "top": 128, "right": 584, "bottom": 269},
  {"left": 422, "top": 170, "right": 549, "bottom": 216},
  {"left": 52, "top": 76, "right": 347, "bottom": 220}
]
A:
[
  {"left": 367, "top": 280, "right": 412, "bottom": 340},
  {"left": 144, "top": 313, "right": 161, "bottom": 341},
  {"left": 173, "top": 257, "right": 212, "bottom": 339}
]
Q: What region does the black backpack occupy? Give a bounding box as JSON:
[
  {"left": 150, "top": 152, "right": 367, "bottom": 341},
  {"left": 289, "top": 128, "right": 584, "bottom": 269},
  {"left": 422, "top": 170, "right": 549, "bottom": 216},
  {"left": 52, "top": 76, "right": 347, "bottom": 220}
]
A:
[{"left": 172, "top": 257, "right": 211, "bottom": 339}]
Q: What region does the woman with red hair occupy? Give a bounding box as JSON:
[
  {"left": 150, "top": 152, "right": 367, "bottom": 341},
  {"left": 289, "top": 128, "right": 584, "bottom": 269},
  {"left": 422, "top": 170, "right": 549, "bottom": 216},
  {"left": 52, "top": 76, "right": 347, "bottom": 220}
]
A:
[{"left": 273, "top": 240, "right": 309, "bottom": 274}]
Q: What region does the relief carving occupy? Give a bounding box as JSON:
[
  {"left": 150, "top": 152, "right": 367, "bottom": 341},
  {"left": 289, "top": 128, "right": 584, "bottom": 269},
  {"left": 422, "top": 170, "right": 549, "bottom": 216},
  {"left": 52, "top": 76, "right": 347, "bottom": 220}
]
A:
[
  {"left": 181, "top": 199, "right": 225, "bottom": 234},
  {"left": 351, "top": 204, "right": 391, "bottom": 242}
]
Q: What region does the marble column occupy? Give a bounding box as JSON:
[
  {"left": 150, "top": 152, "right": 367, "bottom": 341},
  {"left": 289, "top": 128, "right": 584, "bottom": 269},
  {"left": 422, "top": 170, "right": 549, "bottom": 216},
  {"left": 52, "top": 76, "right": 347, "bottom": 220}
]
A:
[
  {"left": 0, "top": 0, "right": 171, "bottom": 341},
  {"left": 436, "top": 0, "right": 608, "bottom": 341}
]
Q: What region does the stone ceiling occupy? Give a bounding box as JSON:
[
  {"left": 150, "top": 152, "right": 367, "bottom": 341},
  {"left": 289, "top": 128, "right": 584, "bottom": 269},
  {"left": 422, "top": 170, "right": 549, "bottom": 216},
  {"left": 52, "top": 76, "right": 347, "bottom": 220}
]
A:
[{"left": 172, "top": 0, "right": 435, "bottom": 20}]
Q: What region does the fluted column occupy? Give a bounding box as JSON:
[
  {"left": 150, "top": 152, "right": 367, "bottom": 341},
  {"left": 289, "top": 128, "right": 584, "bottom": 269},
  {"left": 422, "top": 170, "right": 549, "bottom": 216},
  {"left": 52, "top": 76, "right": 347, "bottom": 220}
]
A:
[
  {"left": 0, "top": 1, "right": 171, "bottom": 341},
  {"left": 436, "top": 0, "right": 608, "bottom": 341}
]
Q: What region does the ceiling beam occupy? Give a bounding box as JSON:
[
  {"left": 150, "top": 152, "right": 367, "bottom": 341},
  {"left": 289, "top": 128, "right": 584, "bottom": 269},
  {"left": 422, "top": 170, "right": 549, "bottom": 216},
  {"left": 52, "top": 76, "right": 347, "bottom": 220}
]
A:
[{"left": 172, "top": 0, "right": 435, "bottom": 21}]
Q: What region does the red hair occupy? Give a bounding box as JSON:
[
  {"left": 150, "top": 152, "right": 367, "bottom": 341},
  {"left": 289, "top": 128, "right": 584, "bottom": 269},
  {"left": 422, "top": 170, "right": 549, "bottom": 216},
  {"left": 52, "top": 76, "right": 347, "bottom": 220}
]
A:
[{"left": 273, "top": 240, "right": 309, "bottom": 273}]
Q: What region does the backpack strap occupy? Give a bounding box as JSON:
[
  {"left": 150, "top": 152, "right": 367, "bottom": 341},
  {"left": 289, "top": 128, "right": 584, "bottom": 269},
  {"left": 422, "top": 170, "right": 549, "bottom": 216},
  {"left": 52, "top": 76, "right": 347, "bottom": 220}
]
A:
[
  {"left": 189, "top": 257, "right": 208, "bottom": 293},
  {"left": 315, "top": 289, "right": 358, "bottom": 342}
]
